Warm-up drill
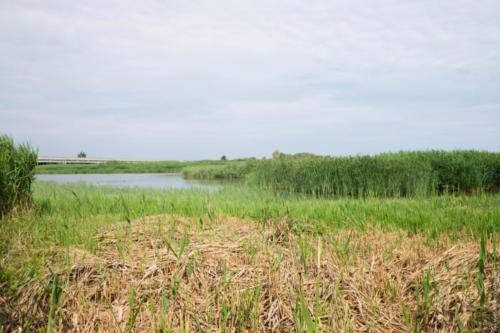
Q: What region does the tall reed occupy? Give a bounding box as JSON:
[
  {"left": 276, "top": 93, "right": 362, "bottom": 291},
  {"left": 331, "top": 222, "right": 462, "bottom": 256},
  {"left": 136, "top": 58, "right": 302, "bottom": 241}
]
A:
[
  {"left": 182, "top": 162, "right": 252, "bottom": 180},
  {"left": 0, "top": 135, "right": 38, "bottom": 217},
  {"left": 251, "top": 150, "right": 500, "bottom": 197}
]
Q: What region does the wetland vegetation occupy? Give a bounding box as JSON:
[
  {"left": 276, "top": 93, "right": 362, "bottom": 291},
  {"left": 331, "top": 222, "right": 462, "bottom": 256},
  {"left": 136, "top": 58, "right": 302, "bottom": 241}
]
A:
[
  {"left": 36, "top": 160, "right": 227, "bottom": 175},
  {"left": 38, "top": 150, "right": 500, "bottom": 198},
  {"left": 1, "top": 137, "right": 499, "bottom": 332},
  {"left": 0, "top": 135, "right": 37, "bottom": 217}
]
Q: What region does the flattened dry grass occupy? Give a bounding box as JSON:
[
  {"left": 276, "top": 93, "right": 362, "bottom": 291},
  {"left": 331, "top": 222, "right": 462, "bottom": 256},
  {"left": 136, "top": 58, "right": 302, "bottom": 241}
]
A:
[{"left": 2, "top": 215, "right": 497, "bottom": 332}]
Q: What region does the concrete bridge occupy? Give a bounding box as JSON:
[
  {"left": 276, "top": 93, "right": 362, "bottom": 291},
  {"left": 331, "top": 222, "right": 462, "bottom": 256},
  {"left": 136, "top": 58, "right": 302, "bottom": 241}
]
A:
[{"left": 37, "top": 156, "right": 144, "bottom": 165}]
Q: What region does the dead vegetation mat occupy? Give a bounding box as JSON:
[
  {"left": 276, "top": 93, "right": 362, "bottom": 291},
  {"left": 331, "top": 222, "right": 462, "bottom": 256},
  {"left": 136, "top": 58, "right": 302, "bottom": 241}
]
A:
[{"left": 1, "top": 215, "right": 498, "bottom": 332}]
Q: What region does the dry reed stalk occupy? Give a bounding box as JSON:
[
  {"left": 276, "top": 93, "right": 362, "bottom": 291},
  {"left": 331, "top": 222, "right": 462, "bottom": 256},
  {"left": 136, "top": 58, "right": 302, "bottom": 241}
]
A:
[{"left": 1, "top": 215, "right": 497, "bottom": 332}]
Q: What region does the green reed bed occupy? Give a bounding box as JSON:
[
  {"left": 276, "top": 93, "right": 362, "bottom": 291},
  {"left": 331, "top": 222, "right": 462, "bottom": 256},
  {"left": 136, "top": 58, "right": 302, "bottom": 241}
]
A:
[
  {"left": 0, "top": 135, "right": 38, "bottom": 217},
  {"left": 252, "top": 150, "right": 500, "bottom": 197}
]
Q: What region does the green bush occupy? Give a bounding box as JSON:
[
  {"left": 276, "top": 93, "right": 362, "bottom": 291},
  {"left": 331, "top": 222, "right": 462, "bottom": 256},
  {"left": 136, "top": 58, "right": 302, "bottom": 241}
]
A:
[{"left": 0, "top": 135, "right": 38, "bottom": 217}]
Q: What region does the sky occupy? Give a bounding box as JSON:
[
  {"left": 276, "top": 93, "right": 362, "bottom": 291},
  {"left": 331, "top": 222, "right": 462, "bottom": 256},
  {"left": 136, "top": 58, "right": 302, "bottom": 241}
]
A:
[{"left": 1, "top": 0, "right": 499, "bottom": 160}]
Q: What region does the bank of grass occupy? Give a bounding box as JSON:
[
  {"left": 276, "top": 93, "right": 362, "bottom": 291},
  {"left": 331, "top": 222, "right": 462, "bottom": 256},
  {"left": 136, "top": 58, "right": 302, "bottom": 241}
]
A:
[
  {"left": 182, "top": 161, "right": 252, "bottom": 180},
  {"left": 0, "top": 182, "right": 498, "bottom": 331},
  {"left": 35, "top": 159, "right": 228, "bottom": 174}
]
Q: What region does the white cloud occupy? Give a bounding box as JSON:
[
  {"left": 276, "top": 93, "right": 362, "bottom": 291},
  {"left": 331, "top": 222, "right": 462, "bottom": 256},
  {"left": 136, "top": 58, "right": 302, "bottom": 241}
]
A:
[{"left": 1, "top": 0, "right": 499, "bottom": 158}]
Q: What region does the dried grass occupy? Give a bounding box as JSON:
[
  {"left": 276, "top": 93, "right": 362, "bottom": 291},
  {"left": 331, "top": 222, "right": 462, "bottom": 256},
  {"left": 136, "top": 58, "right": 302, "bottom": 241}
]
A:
[{"left": 2, "top": 215, "right": 498, "bottom": 332}]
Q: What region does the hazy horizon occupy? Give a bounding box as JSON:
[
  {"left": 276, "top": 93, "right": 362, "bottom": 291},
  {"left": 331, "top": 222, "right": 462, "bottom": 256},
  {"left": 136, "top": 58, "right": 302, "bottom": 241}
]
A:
[{"left": 2, "top": 0, "right": 500, "bottom": 160}]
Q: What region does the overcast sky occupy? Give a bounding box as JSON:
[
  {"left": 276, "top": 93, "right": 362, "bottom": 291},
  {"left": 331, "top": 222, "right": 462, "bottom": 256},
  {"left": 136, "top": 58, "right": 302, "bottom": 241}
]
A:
[{"left": 1, "top": 0, "right": 499, "bottom": 159}]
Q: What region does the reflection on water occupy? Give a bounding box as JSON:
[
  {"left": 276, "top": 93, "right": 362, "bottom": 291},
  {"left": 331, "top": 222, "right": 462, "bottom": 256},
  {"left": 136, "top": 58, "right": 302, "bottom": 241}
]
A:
[{"left": 36, "top": 173, "right": 222, "bottom": 190}]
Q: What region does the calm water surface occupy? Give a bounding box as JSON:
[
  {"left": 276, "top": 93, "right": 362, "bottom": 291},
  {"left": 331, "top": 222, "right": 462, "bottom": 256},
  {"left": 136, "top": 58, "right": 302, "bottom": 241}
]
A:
[{"left": 36, "top": 173, "right": 221, "bottom": 190}]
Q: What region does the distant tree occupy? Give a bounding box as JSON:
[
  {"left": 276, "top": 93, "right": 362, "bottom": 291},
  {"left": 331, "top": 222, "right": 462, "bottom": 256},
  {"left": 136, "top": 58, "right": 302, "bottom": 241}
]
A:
[
  {"left": 77, "top": 151, "right": 87, "bottom": 158},
  {"left": 220, "top": 155, "right": 227, "bottom": 161}
]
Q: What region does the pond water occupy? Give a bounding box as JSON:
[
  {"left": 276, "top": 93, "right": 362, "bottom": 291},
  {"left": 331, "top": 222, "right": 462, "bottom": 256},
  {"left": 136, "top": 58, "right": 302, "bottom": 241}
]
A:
[{"left": 36, "top": 173, "right": 222, "bottom": 190}]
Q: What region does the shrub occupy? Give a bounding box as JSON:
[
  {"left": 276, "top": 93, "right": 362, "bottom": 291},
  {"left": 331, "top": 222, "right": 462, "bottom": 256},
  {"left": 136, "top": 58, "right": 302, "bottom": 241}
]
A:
[{"left": 0, "top": 135, "right": 38, "bottom": 217}]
